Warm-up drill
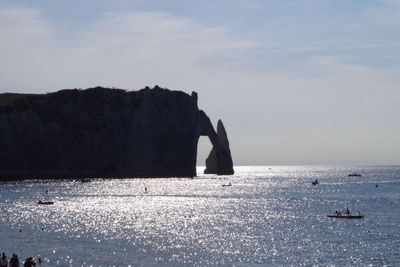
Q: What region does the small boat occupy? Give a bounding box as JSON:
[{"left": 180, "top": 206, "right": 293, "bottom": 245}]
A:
[
  {"left": 37, "top": 201, "right": 54, "bottom": 205},
  {"left": 222, "top": 183, "right": 232, "bottom": 187},
  {"left": 327, "top": 214, "right": 364, "bottom": 219},
  {"left": 348, "top": 173, "right": 362, "bottom": 177},
  {"left": 311, "top": 180, "right": 319, "bottom": 185}
]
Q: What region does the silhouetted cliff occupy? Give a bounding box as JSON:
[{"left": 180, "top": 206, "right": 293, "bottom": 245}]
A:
[{"left": 0, "top": 86, "right": 233, "bottom": 179}]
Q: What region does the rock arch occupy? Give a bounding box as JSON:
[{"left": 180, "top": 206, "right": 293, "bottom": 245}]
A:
[{"left": 198, "top": 111, "right": 234, "bottom": 175}]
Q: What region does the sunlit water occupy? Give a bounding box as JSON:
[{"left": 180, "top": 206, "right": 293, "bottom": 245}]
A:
[{"left": 1, "top": 166, "right": 399, "bottom": 266}]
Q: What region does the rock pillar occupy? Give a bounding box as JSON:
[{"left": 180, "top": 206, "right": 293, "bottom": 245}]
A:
[{"left": 203, "top": 120, "right": 234, "bottom": 175}]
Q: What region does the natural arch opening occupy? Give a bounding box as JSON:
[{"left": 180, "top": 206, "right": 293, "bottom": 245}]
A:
[{"left": 196, "top": 136, "right": 213, "bottom": 168}]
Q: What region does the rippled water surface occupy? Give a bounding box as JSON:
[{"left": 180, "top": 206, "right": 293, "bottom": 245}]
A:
[{"left": 1, "top": 166, "right": 400, "bottom": 266}]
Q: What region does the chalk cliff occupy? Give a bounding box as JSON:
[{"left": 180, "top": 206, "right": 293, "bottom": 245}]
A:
[{"left": 0, "top": 86, "right": 234, "bottom": 179}]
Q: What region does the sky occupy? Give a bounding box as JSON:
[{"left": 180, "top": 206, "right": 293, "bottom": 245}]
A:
[{"left": 1, "top": 0, "right": 399, "bottom": 165}]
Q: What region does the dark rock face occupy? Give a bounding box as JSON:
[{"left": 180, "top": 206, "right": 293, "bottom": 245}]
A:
[
  {"left": 203, "top": 120, "right": 234, "bottom": 175},
  {"left": 0, "top": 86, "right": 233, "bottom": 180}
]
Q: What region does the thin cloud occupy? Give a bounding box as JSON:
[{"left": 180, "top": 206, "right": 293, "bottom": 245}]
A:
[
  {"left": 363, "top": 0, "right": 400, "bottom": 25},
  {"left": 0, "top": 8, "right": 256, "bottom": 92}
]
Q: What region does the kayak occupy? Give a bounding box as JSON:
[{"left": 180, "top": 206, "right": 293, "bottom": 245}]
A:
[
  {"left": 327, "top": 214, "right": 364, "bottom": 219},
  {"left": 348, "top": 173, "right": 362, "bottom": 177},
  {"left": 37, "top": 201, "right": 54, "bottom": 205}
]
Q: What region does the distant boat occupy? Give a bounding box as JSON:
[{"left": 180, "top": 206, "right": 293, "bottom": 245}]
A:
[
  {"left": 311, "top": 180, "right": 319, "bottom": 185},
  {"left": 348, "top": 173, "right": 362, "bottom": 177},
  {"left": 222, "top": 183, "right": 232, "bottom": 187},
  {"left": 80, "top": 178, "right": 92, "bottom": 183},
  {"left": 37, "top": 201, "right": 54, "bottom": 205},
  {"left": 327, "top": 214, "right": 364, "bottom": 219}
]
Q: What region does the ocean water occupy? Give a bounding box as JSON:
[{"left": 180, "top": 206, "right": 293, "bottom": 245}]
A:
[{"left": 0, "top": 166, "right": 399, "bottom": 266}]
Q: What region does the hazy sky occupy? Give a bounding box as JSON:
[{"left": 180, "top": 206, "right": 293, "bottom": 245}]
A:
[{"left": 1, "top": 0, "right": 399, "bottom": 165}]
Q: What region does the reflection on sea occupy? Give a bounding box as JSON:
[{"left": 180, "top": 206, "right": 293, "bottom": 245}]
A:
[{"left": 1, "top": 166, "right": 399, "bottom": 266}]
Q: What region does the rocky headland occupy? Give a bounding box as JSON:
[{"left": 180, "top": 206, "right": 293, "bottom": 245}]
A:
[{"left": 0, "top": 86, "right": 234, "bottom": 180}]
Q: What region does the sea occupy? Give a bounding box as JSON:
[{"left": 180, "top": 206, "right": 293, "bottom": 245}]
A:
[{"left": 0, "top": 166, "right": 399, "bottom": 266}]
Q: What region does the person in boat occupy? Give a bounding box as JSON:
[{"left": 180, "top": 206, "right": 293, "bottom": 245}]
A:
[
  {"left": 335, "top": 210, "right": 340, "bottom": 216},
  {"left": 345, "top": 208, "right": 351, "bottom": 215}
]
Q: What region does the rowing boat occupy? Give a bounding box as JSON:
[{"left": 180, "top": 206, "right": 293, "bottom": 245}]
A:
[{"left": 327, "top": 214, "right": 364, "bottom": 219}]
